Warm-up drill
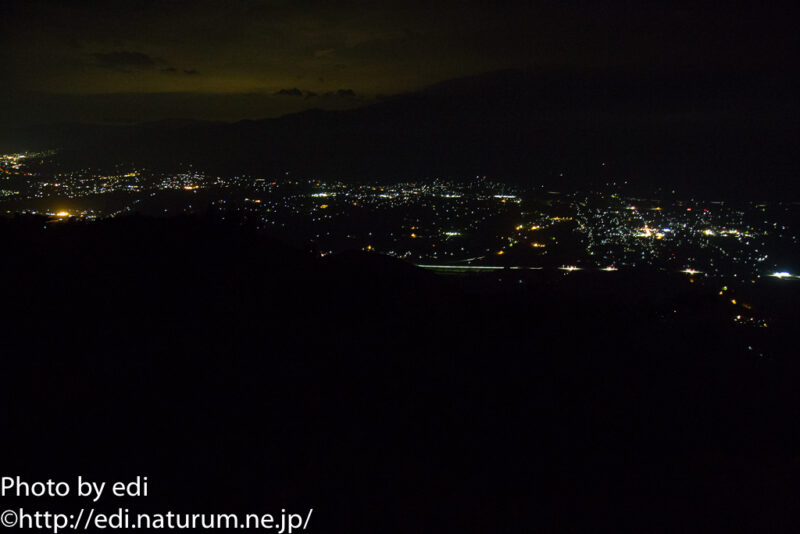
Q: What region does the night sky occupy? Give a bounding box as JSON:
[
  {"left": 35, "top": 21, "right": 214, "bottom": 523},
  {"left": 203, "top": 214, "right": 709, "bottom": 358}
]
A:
[{"left": 2, "top": 0, "right": 797, "bottom": 125}]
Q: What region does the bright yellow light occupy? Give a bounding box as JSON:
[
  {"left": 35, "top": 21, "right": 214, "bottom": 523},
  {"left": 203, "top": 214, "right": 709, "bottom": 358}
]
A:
[
  {"left": 55, "top": 211, "right": 70, "bottom": 217},
  {"left": 496, "top": 250, "right": 504, "bottom": 255},
  {"left": 410, "top": 233, "right": 417, "bottom": 238},
  {"left": 319, "top": 204, "right": 329, "bottom": 209},
  {"left": 731, "top": 299, "right": 737, "bottom": 305}
]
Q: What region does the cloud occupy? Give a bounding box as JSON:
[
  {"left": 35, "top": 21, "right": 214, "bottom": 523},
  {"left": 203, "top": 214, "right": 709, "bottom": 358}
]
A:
[
  {"left": 160, "top": 66, "right": 200, "bottom": 76},
  {"left": 273, "top": 88, "right": 357, "bottom": 99},
  {"left": 275, "top": 89, "right": 358, "bottom": 99},
  {"left": 92, "top": 51, "right": 162, "bottom": 71},
  {"left": 275, "top": 88, "right": 303, "bottom": 96},
  {"left": 320, "top": 89, "right": 357, "bottom": 98}
]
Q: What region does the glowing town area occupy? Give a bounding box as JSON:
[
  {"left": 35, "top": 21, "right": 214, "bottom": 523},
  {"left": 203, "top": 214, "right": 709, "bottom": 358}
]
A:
[
  {"left": 3, "top": 151, "right": 798, "bottom": 343},
  {"left": 4, "top": 151, "right": 797, "bottom": 282}
]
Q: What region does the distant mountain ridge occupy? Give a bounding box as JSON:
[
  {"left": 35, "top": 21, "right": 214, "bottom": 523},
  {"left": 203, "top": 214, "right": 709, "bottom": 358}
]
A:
[{"left": 2, "top": 69, "right": 797, "bottom": 197}]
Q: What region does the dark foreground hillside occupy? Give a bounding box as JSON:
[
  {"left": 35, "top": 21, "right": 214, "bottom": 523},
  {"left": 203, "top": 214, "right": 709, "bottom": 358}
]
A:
[{"left": 1, "top": 215, "right": 798, "bottom": 532}]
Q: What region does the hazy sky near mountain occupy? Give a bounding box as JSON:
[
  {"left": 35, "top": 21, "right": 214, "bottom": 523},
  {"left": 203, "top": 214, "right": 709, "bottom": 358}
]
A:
[{"left": 1, "top": 0, "right": 796, "bottom": 124}]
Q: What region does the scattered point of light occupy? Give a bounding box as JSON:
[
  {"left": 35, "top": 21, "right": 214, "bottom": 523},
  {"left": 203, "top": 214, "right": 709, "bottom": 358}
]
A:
[{"left": 635, "top": 226, "right": 661, "bottom": 238}]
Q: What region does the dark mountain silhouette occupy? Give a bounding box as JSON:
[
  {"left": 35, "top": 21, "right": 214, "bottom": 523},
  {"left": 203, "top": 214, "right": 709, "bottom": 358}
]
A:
[
  {"left": 3, "top": 69, "right": 797, "bottom": 198},
  {"left": 1, "top": 214, "right": 798, "bottom": 532}
]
